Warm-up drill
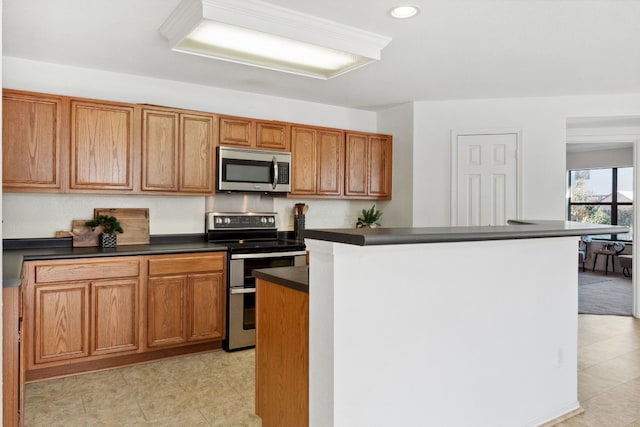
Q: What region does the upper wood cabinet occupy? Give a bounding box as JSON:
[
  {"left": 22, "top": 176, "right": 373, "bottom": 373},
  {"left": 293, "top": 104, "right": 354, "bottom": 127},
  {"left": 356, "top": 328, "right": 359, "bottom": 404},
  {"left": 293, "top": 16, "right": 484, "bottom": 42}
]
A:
[
  {"left": 290, "top": 126, "right": 343, "bottom": 197},
  {"left": 2, "top": 89, "right": 393, "bottom": 199},
  {"left": 2, "top": 90, "right": 67, "bottom": 192},
  {"left": 70, "top": 99, "right": 135, "bottom": 191},
  {"left": 141, "top": 107, "right": 215, "bottom": 194},
  {"left": 219, "top": 115, "right": 290, "bottom": 151},
  {"left": 345, "top": 132, "right": 393, "bottom": 200}
]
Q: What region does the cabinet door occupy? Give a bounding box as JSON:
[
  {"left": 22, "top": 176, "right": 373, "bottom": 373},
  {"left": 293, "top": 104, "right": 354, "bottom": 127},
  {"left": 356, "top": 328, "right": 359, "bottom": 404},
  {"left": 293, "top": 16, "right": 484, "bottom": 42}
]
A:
[
  {"left": 180, "top": 113, "right": 214, "bottom": 193},
  {"left": 344, "top": 133, "right": 368, "bottom": 197},
  {"left": 147, "top": 276, "right": 186, "bottom": 348},
  {"left": 368, "top": 135, "right": 392, "bottom": 199},
  {"left": 70, "top": 100, "right": 134, "bottom": 190},
  {"left": 187, "top": 273, "right": 225, "bottom": 342},
  {"left": 290, "top": 126, "right": 317, "bottom": 195},
  {"left": 34, "top": 283, "right": 90, "bottom": 364},
  {"left": 141, "top": 108, "right": 179, "bottom": 192},
  {"left": 91, "top": 279, "right": 139, "bottom": 355},
  {"left": 256, "top": 121, "right": 290, "bottom": 151},
  {"left": 2, "top": 91, "right": 65, "bottom": 191},
  {"left": 316, "top": 130, "right": 343, "bottom": 196},
  {"left": 219, "top": 116, "right": 253, "bottom": 147}
]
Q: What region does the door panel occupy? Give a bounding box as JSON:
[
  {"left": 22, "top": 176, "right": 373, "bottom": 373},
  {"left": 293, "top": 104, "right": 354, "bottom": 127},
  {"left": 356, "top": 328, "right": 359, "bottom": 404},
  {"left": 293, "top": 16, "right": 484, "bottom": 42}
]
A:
[{"left": 454, "top": 132, "right": 518, "bottom": 226}]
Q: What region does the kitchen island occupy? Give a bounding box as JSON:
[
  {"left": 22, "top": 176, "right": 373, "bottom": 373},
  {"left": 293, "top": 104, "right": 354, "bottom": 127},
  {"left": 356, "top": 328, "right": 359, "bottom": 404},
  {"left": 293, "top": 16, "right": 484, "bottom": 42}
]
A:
[{"left": 303, "top": 221, "right": 627, "bottom": 427}]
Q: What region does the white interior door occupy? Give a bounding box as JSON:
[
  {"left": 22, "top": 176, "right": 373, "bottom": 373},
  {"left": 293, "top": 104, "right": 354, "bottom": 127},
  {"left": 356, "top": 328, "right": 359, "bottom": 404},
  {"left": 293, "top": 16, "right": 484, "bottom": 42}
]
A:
[{"left": 452, "top": 131, "right": 520, "bottom": 226}]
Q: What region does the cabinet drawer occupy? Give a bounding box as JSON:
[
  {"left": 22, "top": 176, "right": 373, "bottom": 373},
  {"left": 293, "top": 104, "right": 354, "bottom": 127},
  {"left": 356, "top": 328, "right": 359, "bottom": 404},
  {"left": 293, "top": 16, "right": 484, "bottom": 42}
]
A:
[
  {"left": 149, "top": 253, "right": 225, "bottom": 276},
  {"left": 35, "top": 259, "right": 140, "bottom": 283}
]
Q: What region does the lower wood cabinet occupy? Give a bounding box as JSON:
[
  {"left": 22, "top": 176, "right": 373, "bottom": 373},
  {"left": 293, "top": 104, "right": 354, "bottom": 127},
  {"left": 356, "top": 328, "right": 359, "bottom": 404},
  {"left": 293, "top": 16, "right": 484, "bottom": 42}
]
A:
[
  {"left": 147, "top": 253, "right": 226, "bottom": 349},
  {"left": 255, "top": 278, "right": 309, "bottom": 427},
  {"left": 20, "top": 252, "right": 227, "bottom": 382},
  {"left": 23, "top": 257, "right": 142, "bottom": 372},
  {"left": 3, "top": 287, "right": 21, "bottom": 427}
]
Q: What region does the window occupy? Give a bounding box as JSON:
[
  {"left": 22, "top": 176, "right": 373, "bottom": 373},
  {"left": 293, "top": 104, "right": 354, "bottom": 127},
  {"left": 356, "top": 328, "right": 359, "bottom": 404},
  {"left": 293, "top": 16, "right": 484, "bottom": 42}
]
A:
[{"left": 568, "top": 167, "right": 633, "bottom": 241}]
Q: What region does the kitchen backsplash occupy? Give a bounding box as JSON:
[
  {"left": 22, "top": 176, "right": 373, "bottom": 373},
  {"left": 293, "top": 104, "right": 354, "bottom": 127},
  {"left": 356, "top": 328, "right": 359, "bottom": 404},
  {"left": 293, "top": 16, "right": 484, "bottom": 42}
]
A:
[{"left": 3, "top": 192, "right": 389, "bottom": 238}]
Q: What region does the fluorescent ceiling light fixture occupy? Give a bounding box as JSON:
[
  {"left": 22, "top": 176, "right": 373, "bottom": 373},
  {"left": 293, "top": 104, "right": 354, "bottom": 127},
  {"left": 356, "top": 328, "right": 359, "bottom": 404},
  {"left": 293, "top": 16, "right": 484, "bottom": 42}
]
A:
[
  {"left": 389, "top": 5, "right": 420, "bottom": 19},
  {"left": 160, "top": 0, "right": 392, "bottom": 79}
]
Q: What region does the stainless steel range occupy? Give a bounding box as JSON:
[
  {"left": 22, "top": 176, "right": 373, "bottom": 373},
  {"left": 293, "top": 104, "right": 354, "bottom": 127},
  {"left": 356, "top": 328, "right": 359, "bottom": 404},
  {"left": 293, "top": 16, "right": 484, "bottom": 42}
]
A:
[{"left": 206, "top": 212, "right": 306, "bottom": 351}]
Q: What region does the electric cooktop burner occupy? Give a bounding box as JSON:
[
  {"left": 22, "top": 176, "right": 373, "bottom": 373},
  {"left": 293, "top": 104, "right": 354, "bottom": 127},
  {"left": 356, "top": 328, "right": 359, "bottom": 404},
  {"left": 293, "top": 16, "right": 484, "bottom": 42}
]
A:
[{"left": 206, "top": 212, "right": 305, "bottom": 253}]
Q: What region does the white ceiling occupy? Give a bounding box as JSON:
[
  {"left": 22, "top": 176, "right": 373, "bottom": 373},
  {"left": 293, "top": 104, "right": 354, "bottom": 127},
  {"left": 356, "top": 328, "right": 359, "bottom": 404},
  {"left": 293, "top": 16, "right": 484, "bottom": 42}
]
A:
[{"left": 3, "top": 0, "right": 640, "bottom": 111}]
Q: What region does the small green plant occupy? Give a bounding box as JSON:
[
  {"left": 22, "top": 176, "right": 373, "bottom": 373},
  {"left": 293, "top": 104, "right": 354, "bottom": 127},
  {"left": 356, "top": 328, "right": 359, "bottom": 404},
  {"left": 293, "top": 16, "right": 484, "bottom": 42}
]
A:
[
  {"left": 86, "top": 215, "right": 124, "bottom": 235},
  {"left": 360, "top": 205, "right": 383, "bottom": 226}
]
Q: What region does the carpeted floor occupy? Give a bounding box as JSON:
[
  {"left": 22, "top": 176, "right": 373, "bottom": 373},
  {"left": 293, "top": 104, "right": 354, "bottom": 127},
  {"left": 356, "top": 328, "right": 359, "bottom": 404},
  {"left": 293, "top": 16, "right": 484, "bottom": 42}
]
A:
[{"left": 578, "top": 270, "right": 633, "bottom": 316}]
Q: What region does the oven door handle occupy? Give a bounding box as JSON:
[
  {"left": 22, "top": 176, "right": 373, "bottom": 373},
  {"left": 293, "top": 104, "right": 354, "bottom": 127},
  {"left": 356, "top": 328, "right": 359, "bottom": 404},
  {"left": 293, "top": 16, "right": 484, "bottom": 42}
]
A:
[
  {"left": 231, "top": 250, "right": 307, "bottom": 260},
  {"left": 230, "top": 287, "right": 256, "bottom": 295}
]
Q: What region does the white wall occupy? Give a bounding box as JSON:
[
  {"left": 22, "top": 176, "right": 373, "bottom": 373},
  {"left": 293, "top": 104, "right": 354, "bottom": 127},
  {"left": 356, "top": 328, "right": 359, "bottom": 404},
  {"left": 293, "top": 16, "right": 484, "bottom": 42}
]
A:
[
  {"left": 376, "top": 103, "right": 413, "bottom": 227},
  {"left": 2, "top": 57, "right": 379, "bottom": 238},
  {"left": 378, "top": 94, "right": 640, "bottom": 227},
  {"left": 307, "top": 236, "right": 580, "bottom": 427}
]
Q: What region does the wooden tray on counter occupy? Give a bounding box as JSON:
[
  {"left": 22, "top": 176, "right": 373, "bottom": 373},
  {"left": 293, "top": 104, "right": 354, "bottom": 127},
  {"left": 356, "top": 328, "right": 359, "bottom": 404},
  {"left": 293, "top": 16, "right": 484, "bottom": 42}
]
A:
[{"left": 71, "top": 208, "right": 150, "bottom": 247}]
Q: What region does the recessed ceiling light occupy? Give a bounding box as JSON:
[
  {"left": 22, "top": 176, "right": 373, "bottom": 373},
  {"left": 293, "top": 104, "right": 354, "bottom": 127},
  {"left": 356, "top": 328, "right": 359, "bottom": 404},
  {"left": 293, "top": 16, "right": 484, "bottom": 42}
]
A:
[
  {"left": 389, "top": 5, "right": 420, "bottom": 19},
  {"left": 160, "top": 0, "right": 392, "bottom": 79}
]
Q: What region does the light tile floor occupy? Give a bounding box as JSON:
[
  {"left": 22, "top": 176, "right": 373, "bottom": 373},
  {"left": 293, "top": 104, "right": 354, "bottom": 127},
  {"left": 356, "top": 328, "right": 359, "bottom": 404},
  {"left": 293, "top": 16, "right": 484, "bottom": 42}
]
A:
[
  {"left": 24, "top": 349, "right": 261, "bottom": 427},
  {"left": 556, "top": 314, "right": 640, "bottom": 427},
  {"left": 24, "top": 314, "right": 640, "bottom": 427}
]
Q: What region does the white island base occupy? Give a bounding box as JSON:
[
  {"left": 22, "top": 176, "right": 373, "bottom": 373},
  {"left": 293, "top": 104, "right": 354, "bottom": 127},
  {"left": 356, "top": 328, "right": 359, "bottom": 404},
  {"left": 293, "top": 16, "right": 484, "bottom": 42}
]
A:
[{"left": 306, "top": 236, "right": 581, "bottom": 427}]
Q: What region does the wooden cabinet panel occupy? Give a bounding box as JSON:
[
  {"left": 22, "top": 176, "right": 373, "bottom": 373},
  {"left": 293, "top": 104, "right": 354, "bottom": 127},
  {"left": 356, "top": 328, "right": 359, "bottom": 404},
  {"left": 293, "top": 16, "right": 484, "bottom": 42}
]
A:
[
  {"left": 187, "top": 273, "right": 225, "bottom": 342},
  {"left": 35, "top": 259, "right": 140, "bottom": 283},
  {"left": 317, "top": 129, "right": 343, "bottom": 196},
  {"left": 3, "top": 287, "right": 21, "bottom": 427},
  {"left": 345, "top": 132, "right": 392, "bottom": 199},
  {"left": 147, "top": 252, "right": 226, "bottom": 349},
  {"left": 148, "top": 253, "right": 225, "bottom": 276},
  {"left": 142, "top": 109, "right": 179, "bottom": 191},
  {"left": 368, "top": 135, "right": 392, "bottom": 198},
  {"left": 147, "top": 276, "right": 187, "bottom": 348},
  {"left": 344, "top": 133, "right": 368, "bottom": 197},
  {"left": 180, "top": 113, "right": 214, "bottom": 193},
  {"left": 2, "top": 90, "right": 65, "bottom": 191},
  {"left": 70, "top": 100, "right": 134, "bottom": 190},
  {"left": 256, "top": 279, "right": 309, "bottom": 427},
  {"left": 291, "top": 126, "right": 344, "bottom": 196},
  {"left": 220, "top": 115, "right": 289, "bottom": 151},
  {"left": 142, "top": 108, "right": 214, "bottom": 194},
  {"left": 256, "top": 121, "right": 290, "bottom": 151},
  {"left": 34, "top": 283, "right": 90, "bottom": 364},
  {"left": 291, "top": 127, "right": 316, "bottom": 194},
  {"left": 91, "top": 279, "right": 139, "bottom": 355},
  {"left": 219, "top": 116, "right": 253, "bottom": 147}
]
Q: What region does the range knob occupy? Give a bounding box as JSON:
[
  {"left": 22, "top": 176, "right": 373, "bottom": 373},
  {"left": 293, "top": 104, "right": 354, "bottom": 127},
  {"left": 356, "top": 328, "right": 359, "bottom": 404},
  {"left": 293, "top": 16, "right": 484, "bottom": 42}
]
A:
[
  {"left": 224, "top": 217, "right": 231, "bottom": 225},
  {"left": 215, "top": 217, "right": 223, "bottom": 224},
  {"left": 268, "top": 217, "right": 275, "bottom": 224},
  {"left": 260, "top": 217, "right": 268, "bottom": 224}
]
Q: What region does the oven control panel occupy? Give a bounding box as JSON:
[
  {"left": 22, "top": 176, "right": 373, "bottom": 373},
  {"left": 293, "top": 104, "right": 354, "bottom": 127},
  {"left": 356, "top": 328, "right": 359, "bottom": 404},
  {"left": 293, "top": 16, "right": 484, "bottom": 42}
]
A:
[{"left": 206, "top": 212, "right": 277, "bottom": 230}]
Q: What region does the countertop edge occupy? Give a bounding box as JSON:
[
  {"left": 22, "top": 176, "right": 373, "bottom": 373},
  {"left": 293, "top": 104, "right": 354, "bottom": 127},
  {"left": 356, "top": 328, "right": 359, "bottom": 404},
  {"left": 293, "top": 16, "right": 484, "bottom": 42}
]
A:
[
  {"left": 3, "top": 243, "right": 228, "bottom": 288},
  {"left": 302, "top": 221, "right": 629, "bottom": 246},
  {"left": 254, "top": 266, "right": 309, "bottom": 294}
]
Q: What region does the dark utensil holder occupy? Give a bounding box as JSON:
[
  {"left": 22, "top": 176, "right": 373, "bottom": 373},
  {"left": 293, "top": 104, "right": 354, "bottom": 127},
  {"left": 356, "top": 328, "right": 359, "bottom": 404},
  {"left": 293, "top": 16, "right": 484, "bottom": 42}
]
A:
[{"left": 294, "top": 215, "right": 305, "bottom": 241}]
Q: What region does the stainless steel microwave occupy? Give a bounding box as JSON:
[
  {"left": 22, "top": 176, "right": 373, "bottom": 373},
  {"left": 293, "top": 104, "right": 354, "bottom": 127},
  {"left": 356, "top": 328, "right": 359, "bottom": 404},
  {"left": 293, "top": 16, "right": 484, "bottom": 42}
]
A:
[{"left": 217, "top": 146, "right": 291, "bottom": 193}]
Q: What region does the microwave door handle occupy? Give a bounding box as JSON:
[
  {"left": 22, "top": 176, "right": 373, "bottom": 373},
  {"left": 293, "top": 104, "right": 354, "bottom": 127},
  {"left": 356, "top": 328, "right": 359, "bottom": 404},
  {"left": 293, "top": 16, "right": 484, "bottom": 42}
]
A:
[{"left": 272, "top": 156, "right": 278, "bottom": 190}]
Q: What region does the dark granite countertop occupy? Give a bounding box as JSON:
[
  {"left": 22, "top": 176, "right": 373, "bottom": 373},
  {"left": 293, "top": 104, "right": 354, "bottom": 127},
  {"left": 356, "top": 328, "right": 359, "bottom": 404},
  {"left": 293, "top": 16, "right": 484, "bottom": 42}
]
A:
[
  {"left": 3, "top": 237, "right": 227, "bottom": 288},
  {"left": 302, "top": 220, "right": 629, "bottom": 246},
  {"left": 254, "top": 266, "right": 308, "bottom": 294}
]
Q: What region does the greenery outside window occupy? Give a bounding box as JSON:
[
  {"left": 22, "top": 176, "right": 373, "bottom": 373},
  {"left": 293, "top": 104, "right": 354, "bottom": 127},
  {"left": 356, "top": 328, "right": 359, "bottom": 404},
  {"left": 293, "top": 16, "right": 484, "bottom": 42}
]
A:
[{"left": 568, "top": 167, "right": 633, "bottom": 241}]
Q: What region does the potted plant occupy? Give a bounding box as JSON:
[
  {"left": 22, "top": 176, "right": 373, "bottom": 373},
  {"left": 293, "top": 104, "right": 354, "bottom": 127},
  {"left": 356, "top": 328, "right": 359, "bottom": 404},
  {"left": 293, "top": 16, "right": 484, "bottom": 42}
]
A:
[
  {"left": 358, "top": 205, "right": 383, "bottom": 228},
  {"left": 86, "top": 215, "right": 124, "bottom": 248}
]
